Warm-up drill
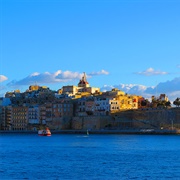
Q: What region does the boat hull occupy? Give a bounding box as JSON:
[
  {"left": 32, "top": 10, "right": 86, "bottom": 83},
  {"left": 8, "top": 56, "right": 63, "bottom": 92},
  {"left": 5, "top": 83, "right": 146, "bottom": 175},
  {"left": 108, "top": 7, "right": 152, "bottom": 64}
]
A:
[{"left": 38, "top": 129, "right": 51, "bottom": 136}]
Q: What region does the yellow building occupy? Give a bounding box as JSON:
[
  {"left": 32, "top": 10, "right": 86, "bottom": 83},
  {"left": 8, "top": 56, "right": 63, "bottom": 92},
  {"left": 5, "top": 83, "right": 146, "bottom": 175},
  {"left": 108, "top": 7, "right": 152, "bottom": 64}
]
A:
[
  {"left": 110, "top": 90, "right": 139, "bottom": 110},
  {"left": 29, "top": 85, "right": 39, "bottom": 91},
  {"left": 28, "top": 85, "right": 49, "bottom": 92},
  {"left": 62, "top": 85, "right": 79, "bottom": 95}
]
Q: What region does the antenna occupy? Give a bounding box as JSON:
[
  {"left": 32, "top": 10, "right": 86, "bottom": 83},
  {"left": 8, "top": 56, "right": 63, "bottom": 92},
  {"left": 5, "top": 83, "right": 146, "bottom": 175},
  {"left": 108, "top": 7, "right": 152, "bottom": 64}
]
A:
[{"left": 155, "top": 80, "right": 158, "bottom": 99}]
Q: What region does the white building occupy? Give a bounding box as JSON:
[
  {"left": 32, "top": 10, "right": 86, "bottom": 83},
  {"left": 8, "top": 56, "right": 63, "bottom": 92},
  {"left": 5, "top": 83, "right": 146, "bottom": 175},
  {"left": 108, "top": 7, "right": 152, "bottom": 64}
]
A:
[
  {"left": 94, "top": 97, "right": 110, "bottom": 115},
  {"left": 28, "top": 105, "right": 40, "bottom": 124},
  {"left": 109, "top": 98, "right": 120, "bottom": 111}
]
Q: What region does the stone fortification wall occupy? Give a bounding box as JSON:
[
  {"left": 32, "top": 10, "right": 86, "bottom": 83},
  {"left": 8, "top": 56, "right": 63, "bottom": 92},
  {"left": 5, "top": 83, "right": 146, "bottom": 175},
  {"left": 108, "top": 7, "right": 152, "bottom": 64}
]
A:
[
  {"left": 72, "top": 108, "right": 180, "bottom": 130},
  {"left": 72, "top": 116, "right": 114, "bottom": 130},
  {"left": 46, "top": 117, "right": 72, "bottom": 130},
  {"left": 131, "top": 108, "right": 180, "bottom": 129}
]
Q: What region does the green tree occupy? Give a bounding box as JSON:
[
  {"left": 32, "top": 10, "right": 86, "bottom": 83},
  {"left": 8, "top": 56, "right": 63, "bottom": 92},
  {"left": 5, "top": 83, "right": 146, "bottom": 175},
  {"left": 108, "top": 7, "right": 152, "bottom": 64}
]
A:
[
  {"left": 165, "top": 101, "right": 171, "bottom": 108},
  {"left": 173, "top": 98, "right": 180, "bottom": 107},
  {"left": 141, "top": 99, "right": 150, "bottom": 107}
]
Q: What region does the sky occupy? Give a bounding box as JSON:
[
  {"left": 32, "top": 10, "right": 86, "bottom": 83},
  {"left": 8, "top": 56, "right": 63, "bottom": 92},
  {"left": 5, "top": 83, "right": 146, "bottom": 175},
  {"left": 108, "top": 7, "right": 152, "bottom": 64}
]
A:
[{"left": 0, "top": 0, "right": 180, "bottom": 102}]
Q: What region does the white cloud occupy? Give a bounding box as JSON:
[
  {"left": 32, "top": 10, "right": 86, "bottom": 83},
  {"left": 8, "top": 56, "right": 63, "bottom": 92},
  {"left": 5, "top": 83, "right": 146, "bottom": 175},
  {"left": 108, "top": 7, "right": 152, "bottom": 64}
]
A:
[
  {"left": 88, "top": 70, "right": 109, "bottom": 76},
  {"left": 145, "top": 77, "right": 180, "bottom": 94},
  {"left": 30, "top": 72, "right": 40, "bottom": 77},
  {"left": 101, "top": 85, "right": 115, "bottom": 92},
  {"left": 56, "top": 71, "right": 82, "bottom": 80},
  {"left": 7, "top": 71, "right": 77, "bottom": 86},
  {"left": 101, "top": 77, "right": 180, "bottom": 102},
  {"left": 136, "top": 67, "right": 168, "bottom": 76},
  {"left": 6, "top": 70, "right": 109, "bottom": 87},
  {"left": 0, "top": 75, "right": 8, "bottom": 82},
  {"left": 101, "top": 84, "right": 147, "bottom": 94}
]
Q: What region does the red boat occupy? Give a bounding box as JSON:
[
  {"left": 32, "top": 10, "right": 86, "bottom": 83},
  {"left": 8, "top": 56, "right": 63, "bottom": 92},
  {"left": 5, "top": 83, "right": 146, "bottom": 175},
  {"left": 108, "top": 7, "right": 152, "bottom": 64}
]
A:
[{"left": 38, "top": 128, "right": 51, "bottom": 136}]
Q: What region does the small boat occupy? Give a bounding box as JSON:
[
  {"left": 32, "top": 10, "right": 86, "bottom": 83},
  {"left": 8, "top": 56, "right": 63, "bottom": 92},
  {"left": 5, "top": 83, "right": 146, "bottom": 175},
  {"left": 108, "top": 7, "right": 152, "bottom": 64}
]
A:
[{"left": 38, "top": 127, "right": 51, "bottom": 136}]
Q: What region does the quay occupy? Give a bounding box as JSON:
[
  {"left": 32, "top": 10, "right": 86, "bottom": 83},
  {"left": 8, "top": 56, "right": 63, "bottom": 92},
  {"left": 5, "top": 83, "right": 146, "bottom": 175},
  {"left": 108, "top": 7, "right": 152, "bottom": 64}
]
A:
[{"left": 0, "top": 129, "right": 179, "bottom": 135}]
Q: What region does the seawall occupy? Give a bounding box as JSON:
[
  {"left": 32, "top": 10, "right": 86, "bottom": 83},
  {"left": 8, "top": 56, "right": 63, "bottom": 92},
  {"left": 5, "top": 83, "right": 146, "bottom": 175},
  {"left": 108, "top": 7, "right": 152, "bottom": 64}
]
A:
[
  {"left": 71, "top": 108, "right": 180, "bottom": 131},
  {"left": 0, "top": 129, "right": 179, "bottom": 135}
]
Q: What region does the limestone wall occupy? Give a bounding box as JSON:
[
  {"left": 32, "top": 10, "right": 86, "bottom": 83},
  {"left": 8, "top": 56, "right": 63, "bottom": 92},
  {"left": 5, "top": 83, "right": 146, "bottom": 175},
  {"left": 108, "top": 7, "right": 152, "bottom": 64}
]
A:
[
  {"left": 47, "top": 117, "right": 72, "bottom": 130},
  {"left": 72, "top": 108, "right": 180, "bottom": 130},
  {"left": 72, "top": 116, "right": 114, "bottom": 130}
]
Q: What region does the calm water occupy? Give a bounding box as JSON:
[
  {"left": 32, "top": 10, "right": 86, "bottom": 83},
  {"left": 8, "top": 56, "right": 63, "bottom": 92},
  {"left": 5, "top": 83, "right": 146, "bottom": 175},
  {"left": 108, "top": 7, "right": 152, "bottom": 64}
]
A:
[{"left": 0, "top": 133, "right": 180, "bottom": 180}]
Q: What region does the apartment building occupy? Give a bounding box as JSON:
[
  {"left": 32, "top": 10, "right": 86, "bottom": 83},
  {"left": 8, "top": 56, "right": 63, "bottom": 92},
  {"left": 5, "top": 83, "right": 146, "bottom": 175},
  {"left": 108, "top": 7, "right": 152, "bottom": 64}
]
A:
[
  {"left": 0, "top": 106, "right": 5, "bottom": 130},
  {"left": 109, "top": 98, "right": 120, "bottom": 112},
  {"left": 28, "top": 105, "right": 40, "bottom": 124},
  {"left": 75, "top": 98, "right": 87, "bottom": 116},
  {"left": 52, "top": 100, "right": 74, "bottom": 119},
  {"left": 115, "top": 94, "right": 139, "bottom": 110},
  {"left": 11, "top": 106, "right": 28, "bottom": 130},
  {"left": 94, "top": 97, "right": 110, "bottom": 116},
  {"left": 45, "top": 103, "right": 53, "bottom": 122},
  {"left": 85, "top": 98, "right": 95, "bottom": 115}
]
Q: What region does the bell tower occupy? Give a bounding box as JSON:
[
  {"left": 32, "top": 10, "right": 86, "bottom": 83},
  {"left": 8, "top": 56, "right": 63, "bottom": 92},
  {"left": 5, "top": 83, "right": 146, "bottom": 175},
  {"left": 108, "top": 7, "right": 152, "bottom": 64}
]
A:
[{"left": 78, "top": 72, "right": 90, "bottom": 88}]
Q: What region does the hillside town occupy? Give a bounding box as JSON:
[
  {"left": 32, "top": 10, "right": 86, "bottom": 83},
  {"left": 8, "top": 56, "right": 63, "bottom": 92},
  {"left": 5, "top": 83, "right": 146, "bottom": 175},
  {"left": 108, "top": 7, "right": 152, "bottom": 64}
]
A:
[{"left": 0, "top": 73, "right": 180, "bottom": 132}]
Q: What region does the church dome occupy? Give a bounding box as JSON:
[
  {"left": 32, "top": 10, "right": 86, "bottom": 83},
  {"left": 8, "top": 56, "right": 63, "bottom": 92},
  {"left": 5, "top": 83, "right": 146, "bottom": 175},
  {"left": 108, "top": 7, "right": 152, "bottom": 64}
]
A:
[{"left": 78, "top": 72, "right": 90, "bottom": 87}]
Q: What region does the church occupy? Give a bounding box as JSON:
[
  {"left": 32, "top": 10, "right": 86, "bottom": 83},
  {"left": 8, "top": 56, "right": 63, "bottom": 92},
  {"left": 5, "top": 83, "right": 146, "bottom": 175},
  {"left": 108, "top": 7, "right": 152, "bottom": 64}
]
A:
[{"left": 58, "top": 72, "right": 100, "bottom": 96}]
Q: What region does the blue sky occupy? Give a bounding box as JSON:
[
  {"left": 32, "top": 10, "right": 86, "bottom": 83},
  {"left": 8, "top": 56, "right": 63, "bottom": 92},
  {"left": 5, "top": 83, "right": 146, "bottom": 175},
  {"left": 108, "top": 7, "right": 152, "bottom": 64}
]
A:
[{"left": 0, "top": 0, "right": 180, "bottom": 101}]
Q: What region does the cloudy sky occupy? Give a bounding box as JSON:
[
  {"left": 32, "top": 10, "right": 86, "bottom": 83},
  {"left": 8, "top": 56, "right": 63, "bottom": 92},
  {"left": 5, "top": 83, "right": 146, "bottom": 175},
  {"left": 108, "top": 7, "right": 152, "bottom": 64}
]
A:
[{"left": 0, "top": 0, "right": 180, "bottom": 102}]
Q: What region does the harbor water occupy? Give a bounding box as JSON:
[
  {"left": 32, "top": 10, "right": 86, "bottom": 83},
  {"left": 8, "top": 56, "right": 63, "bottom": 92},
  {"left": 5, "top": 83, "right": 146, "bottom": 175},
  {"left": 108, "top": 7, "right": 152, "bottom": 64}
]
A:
[{"left": 0, "top": 133, "right": 180, "bottom": 180}]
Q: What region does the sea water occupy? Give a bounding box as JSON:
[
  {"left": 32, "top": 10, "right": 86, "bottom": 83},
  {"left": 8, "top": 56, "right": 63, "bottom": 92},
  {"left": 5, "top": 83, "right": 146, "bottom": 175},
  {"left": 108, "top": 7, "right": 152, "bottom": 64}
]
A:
[{"left": 0, "top": 133, "right": 180, "bottom": 180}]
